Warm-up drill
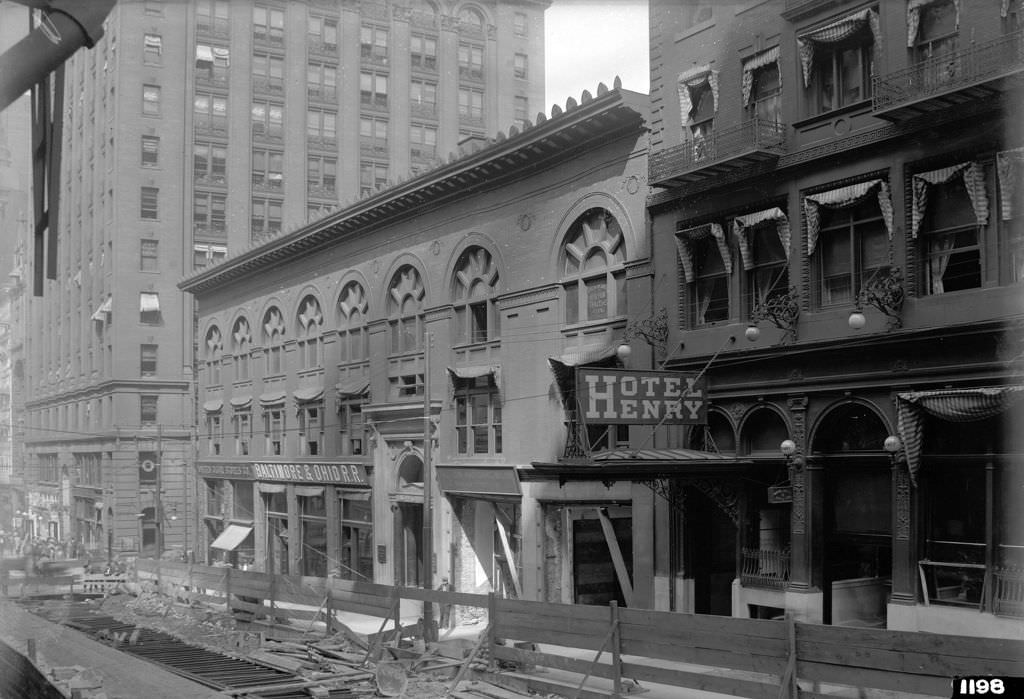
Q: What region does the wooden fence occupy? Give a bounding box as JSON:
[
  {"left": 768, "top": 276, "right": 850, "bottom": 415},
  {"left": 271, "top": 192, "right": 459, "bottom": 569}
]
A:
[{"left": 133, "top": 559, "right": 1024, "bottom": 699}]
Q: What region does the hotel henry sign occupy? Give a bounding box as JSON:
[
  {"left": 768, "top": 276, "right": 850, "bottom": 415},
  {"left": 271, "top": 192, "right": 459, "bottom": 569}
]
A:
[{"left": 576, "top": 368, "right": 708, "bottom": 425}]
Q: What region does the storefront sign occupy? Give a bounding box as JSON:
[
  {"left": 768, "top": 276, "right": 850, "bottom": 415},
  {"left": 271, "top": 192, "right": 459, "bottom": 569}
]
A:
[
  {"left": 767, "top": 485, "right": 793, "bottom": 504},
  {"left": 198, "top": 461, "right": 369, "bottom": 485},
  {"left": 576, "top": 368, "right": 707, "bottom": 424}
]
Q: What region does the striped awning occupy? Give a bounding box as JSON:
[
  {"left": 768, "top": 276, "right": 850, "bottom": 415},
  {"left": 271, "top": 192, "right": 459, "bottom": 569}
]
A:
[
  {"left": 677, "top": 65, "right": 719, "bottom": 125},
  {"left": 741, "top": 46, "right": 780, "bottom": 105},
  {"left": 674, "top": 222, "right": 730, "bottom": 283},
  {"left": 733, "top": 208, "right": 790, "bottom": 270},
  {"left": 896, "top": 386, "right": 1024, "bottom": 484},
  {"left": 797, "top": 8, "right": 880, "bottom": 88},
  {"left": 907, "top": 0, "right": 960, "bottom": 47},
  {"left": 910, "top": 162, "right": 988, "bottom": 238},
  {"left": 804, "top": 180, "right": 894, "bottom": 256},
  {"left": 91, "top": 295, "right": 112, "bottom": 321},
  {"left": 997, "top": 147, "right": 1024, "bottom": 221},
  {"left": 447, "top": 365, "right": 501, "bottom": 388},
  {"left": 548, "top": 344, "right": 621, "bottom": 407}
]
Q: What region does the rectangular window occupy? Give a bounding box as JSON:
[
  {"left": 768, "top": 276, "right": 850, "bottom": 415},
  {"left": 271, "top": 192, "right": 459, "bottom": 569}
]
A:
[
  {"left": 459, "top": 87, "right": 484, "bottom": 119},
  {"left": 360, "top": 116, "right": 388, "bottom": 153},
  {"left": 253, "top": 52, "right": 285, "bottom": 93},
  {"left": 193, "top": 242, "right": 227, "bottom": 270},
  {"left": 140, "top": 239, "right": 159, "bottom": 271},
  {"left": 252, "top": 148, "right": 284, "bottom": 188},
  {"left": 141, "top": 135, "right": 159, "bottom": 166},
  {"left": 140, "top": 395, "right": 158, "bottom": 426},
  {"left": 409, "top": 123, "right": 437, "bottom": 159},
  {"left": 920, "top": 174, "right": 983, "bottom": 295},
  {"left": 253, "top": 6, "right": 285, "bottom": 46},
  {"left": 193, "top": 191, "right": 227, "bottom": 231},
  {"left": 307, "top": 155, "right": 337, "bottom": 193},
  {"left": 360, "top": 25, "right": 389, "bottom": 64},
  {"left": 140, "top": 344, "right": 158, "bottom": 377},
  {"left": 458, "top": 42, "right": 484, "bottom": 80},
  {"left": 749, "top": 61, "right": 781, "bottom": 124},
  {"left": 308, "top": 14, "right": 339, "bottom": 52},
  {"left": 745, "top": 221, "right": 789, "bottom": 319},
  {"left": 307, "top": 62, "right": 337, "bottom": 101},
  {"left": 251, "top": 100, "right": 284, "bottom": 139},
  {"left": 143, "top": 34, "right": 162, "bottom": 64},
  {"left": 233, "top": 411, "right": 252, "bottom": 455},
  {"left": 514, "top": 12, "right": 527, "bottom": 36},
  {"left": 140, "top": 186, "right": 158, "bottom": 219},
  {"left": 809, "top": 33, "right": 873, "bottom": 115},
  {"left": 265, "top": 407, "right": 284, "bottom": 455},
  {"left": 197, "top": 0, "right": 229, "bottom": 34},
  {"left": 914, "top": 0, "right": 958, "bottom": 68},
  {"left": 514, "top": 95, "right": 529, "bottom": 129},
  {"left": 193, "top": 142, "right": 227, "bottom": 183},
  {"left": 392, "top": 374, "right": 424, "bottom": 399},
  {"left": 410, "top": 79, "right": 437, "bottom": 113},
  {"left": 339, "top": 399, "right": 367, "bottom": 455},
  {"left": 359, "top": 72, "right": 388, "bottom": 108},
  {"left": 194, "top": 93, "right": 228, "bottom": 134},
  {"left": 207, "top": 413, "right": 223, "bottom": 455},
  {"left": 359, "top": 161, "right": 388, "bottom": 196},
  {"left": 307, "top": 108, "right": 337, "bottom": 143},
  {"left": 817, "top": 199, "right": 888, "bottom": 307},
  {"left": 411, "top": 34, "right": 437, "bottom": 70},
  {"left": 251, "top": 196, "right": 283, "bottom": 237},
  {"left": 140, "top": 291, "right": 161, "bottom": 324},
  {"left": 513, "top": 53, "right": 528, "bottom": 79},
  {"left": 299, "top": 404, "right": 323, "bottom": 456},
  {"left": 689, "top": 232, "right": 730, "bottom": 326},
  {"left": 142, "top": 84, "right": 161, "bottom": 116},
  {"left": 454, "top": 377, "right": 502, "bottom": 455}
]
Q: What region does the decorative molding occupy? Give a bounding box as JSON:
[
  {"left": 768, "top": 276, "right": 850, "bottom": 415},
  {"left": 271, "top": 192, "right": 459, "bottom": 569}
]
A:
[
  {"left": 624, "top": 259, "right": 653, "bottom": 279},
  {"left": 517, "top": 213, "right": 532, "bottom": 231},
  {"left": 496, "top": 285, "right": 559, "bottom": 311},
  {"left": 726, "top": 401, "right": 748, "bottom": 423},
  {"left": 895, "top": 466, "right": 912, "bottom": 541},
  {"left": 642, "top": 477, "right": 740, "bottom": 528},
  {"left": 787, "top": 395, "right": 808, "bottom": 452},
  {"left": 790, "top": 467, "right": 806, "bottom": 534}
]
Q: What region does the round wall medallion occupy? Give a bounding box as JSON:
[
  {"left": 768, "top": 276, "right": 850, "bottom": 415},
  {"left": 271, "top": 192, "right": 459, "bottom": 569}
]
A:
[
  {"left": 430, "top": 240, "right": 441, "bottom": 255},
  {"left": 372, "top": 259, "right": 381, "bottom": 274},
  {"left": 833, "top": 116, "right": 850, "bottom": 136},
  {"left": 518, "top": 213, "right": 533, "bottom": 231},
  {"left": 625, "top": 175, "right": 640, "bottom": 194}
]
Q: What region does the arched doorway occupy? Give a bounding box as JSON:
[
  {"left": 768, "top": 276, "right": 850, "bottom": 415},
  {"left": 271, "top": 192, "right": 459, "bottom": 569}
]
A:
[
  {"left": 394, "top": 455, "right": 425, "bottom": 587},
  {"left": 812, "top": 402, "right": 891, "bottom": 626}
]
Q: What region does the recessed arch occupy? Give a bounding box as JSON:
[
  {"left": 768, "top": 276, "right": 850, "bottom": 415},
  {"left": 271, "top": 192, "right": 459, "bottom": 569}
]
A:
[
  {"left": 738, "top": 406, "right": 790, "bottom": 456},
  {"left": 688, "top": 409, "right": 737, "bottom": 453},
  {"left": 810, "top": 400, "right": 891, "bottom": 454}
]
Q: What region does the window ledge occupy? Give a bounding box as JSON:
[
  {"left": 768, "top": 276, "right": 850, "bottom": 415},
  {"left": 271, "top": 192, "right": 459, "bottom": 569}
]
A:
[
  {"left": 560, "top": 315, "right": 628, "bottom": 335},
  {"left": 452, "top": 338, "right": 501, "bottom": 351},
  {"left": 791, "top": 99, "right": 872, "bottom": 130}
]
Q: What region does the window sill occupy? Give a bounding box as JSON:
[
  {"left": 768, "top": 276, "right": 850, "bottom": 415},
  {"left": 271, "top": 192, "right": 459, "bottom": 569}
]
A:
[
  {"left": 560, "top": 315, "right": 628, "bottom": 334},
  {"left": 791, "top": 99, "right": 872, "bottom": 130},
  {"left": 452, "top": 338, "right": 500, "bottom": 352}
]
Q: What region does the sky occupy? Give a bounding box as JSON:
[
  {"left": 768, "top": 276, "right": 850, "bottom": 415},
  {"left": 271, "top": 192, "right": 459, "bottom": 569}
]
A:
[{"left": 544, "top": 0, "right": 649, "bottom": 109}]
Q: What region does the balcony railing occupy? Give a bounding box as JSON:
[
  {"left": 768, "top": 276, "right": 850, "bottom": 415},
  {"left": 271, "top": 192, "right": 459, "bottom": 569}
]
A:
[
  {"left": 741, "top": 547, "right": 791, "bottom": 589},
  {"left": 873, "top": 30, "right": 1024, "bottom": 116},
  {"left": 649, "top": 118, "right": 786, "bottom": 186}
]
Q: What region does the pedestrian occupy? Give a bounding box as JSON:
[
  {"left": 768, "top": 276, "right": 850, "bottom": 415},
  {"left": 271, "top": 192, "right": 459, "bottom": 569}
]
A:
[{"left": 437, "top": 577, "right": 453, "bottom": 630}]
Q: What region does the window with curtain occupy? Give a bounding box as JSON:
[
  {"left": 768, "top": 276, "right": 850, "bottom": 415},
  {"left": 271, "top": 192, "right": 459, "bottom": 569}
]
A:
[
  {"left": 388, "top": 266, "right": 425, "bottom": 354},
  {"left": 452, "top": 246, "right": 500, "bottom": 345},
  {"left": 689, "top": 81, "right": 715, "bottom": 158},
  {"left": 749, "top": 62, "right": 781, "bottom": 124},
  {"left": 913, "top": 0, "right": 958, "bottom": 81},
  {"left": 691, "top": 232, "right": 730, "bottom": 326},
  {"left": 816, "top": 199, "right": 888, "bottom": 307},
  {"left": 919, "top": 173, "right": 984, "bottom": 295},
  {"left": 454, "top": 376, "right": 502, "bottom": 455},
  {"left": 745, "top": 221, "right": 789, "bottom": 319},
  {"left": 799, "top": 9, "right": 877, "bottom": 117},
  {"left": 562, "top": 209, "right": 627, "bottom": 324}
]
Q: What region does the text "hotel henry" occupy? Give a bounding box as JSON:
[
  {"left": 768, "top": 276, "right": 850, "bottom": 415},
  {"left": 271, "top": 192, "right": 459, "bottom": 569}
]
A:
[{"left": 576, "top": 368, "right": 708, "bottom": 425}]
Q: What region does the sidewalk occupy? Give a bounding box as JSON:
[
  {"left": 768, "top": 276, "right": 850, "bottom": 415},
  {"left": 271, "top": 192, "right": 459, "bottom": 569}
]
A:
[{"left": 0, "top": 598, "right": 231, "bottom": 699}]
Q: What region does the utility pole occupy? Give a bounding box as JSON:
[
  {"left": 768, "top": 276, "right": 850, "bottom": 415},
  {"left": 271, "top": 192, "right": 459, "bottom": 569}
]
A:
[
  {"left": 422, "top": 331, "right": 435, "bottom": 642},
  {"left": 156, "top": 425, "right": 163, "bottom": 559}
]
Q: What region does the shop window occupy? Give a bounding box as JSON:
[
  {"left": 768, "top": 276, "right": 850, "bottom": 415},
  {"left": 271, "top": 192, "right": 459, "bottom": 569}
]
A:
[
  {"left": 265, "top": 491, "right": 289, "bottom": 575},
  {"left": 233, "top": 480, "right": 254, "bottom": 521},
  {"left": 339, "top": 491, "right": 373, "bottom": 580},
  {"left": 562, "top": 209, "right": 627, "bottom": 324},
  {"left": 452, "top": 246, "right": 500, "bottom": 345},
  {"left": 454, "top": 376, "right": 502, "bottom": 455},
  {"left": 816, "top": 199, "right": 888, "bottom": 308},
  {"left": 299, "top": 490, "right": 328, "bottom": 577}
]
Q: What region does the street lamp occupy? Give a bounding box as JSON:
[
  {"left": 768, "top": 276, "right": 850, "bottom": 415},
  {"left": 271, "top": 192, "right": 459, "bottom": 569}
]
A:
[
  {"left": 780, "top": 439, "right": 805, "bottom": 469},
  {"left": 883, "top": 435, "right": 902, "bottom": 461},
  {"left": 615, "top": 343, "right": 632, "bottom": 363}
]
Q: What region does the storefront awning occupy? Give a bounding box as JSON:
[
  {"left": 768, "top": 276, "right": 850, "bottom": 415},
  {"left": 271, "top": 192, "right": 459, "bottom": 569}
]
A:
[
  {"left": 528, "top": 448, "right": 753, "bottom": 482},
  {"left": 336, "top": 376, "right": 370, "bottom": 398},
  {"left": 436, "top": 464, "right": 521, "bottom": 498},
  {"left": 210, "top": 524, "right": 252, "bottom": 551}
]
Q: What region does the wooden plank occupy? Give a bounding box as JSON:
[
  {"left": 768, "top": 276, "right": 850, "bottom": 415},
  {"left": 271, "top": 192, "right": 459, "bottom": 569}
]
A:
[
  {"left": 619, "top": 637, "right": 787, "bottom": 676},
  {"left": 494, "top": 616, "right": 609, "bottom": 652},
  {"left": 797, "top": 637, "right": 1024, "bottom": 679},
  {"left": 330, "top": 598, "right": 398, "bottom": 620},
  {"left": 394, "top": 586, "right": 489, "bottom": 607},
  {"left": 595, "top": 507, "right": 633, "bottom": 607},
  {"left": 229, "top": 580, "right": 270, "bottom": 597},
  {"left": 618, "top": 608, "right": 788, "bottom": 640},
  {"left": 230, "top": 598, "right": 271, "bottom": 615},
  {"left": 618, "top": 620, "right": 787, "bottom": 656},
  {"left": 327, "top": 588, "right": 397, "bottom": 613},
  {"left": 491, "top": 645, "right": 616, "bottom": 680},
  {"left": 495, "top": 598, "right": 609, "bottom": 623},
  {"left": 494, "top": 610, "right": 609, "bottom": 640},
  {"left": 494, "top": 514, "right": 522, "bottom": 599},
  {"left": 618, "top": 660, "right": 779, "bottom": 699},
  {"left": 797, "top": 659, "right": 951, "bottom": 696},
  {"left": 796, "top": 623, "right": 1024, "bottom": 665}
]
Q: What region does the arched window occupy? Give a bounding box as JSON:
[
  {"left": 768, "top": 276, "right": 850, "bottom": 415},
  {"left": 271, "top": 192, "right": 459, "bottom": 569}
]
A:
[
  {"left": 263, "top": 306, "right": 286, "bottom": 375},
  {"left": 689, "top": 411, "right": 736, "bottom": 453},
  {"left": 232, "top": 317, "right": 251, "bottom": 381},
  {"left": 338, "top": 281, "right": 369, "bottom": 364},
  {"left": 562, "top": 208, "right": 627, "bottom": 324},
  {"left": 452, "top": 246, "right": 499, "bottom": 344},
  {"left": 205, "top": 326, "right": 223, "bottom": 386},
  {"left": 458, "top": 6, "right": 484, "bottom": 31},
  {"left": 811, "top": 403, "right": 887, "bottom": 453},
  {"left": 388, "top": 266, "right": 425, "bottom": 354},
  {"left": 741, "top": 408, "right": 788, "bottom": 456},
  {"left": 296, "top": 295, "right": 323, "bottom": 370}
]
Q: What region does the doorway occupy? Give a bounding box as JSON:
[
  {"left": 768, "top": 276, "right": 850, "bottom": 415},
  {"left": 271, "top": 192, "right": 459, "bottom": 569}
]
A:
[
  {"left": 395, "top": 503, "right": 423, "bottom": 587},
  {"left": 570, "top": 505, "right": 632, "bottom": 606},
  {"left": 685, "top": 487, "right": 736, "bottom": 616}
]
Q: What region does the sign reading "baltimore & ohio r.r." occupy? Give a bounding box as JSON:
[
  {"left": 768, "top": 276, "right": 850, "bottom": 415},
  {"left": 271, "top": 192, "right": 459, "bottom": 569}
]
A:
[{"left": 576, "top": 368, "right": 707, "bottom": 425}]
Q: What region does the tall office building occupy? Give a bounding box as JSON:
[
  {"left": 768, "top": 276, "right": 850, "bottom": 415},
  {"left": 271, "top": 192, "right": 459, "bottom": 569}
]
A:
[{"left": 18, "top": 0, "right": 547, "bottom": 559}]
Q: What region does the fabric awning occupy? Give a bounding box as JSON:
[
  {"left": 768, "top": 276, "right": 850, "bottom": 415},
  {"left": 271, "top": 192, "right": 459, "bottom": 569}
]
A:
[
  {"left": 294, "top": 386, "right": 324, "bottom": 403},
  {"left": 257, "top": 482, "right": 286, "bottom": 493},
  {"left": 203, "top": 399, "right": 223, "bottom": 413},
  {"left": 336, "top": 376, "right": 370, "bottom": 397},
  {"left": 259, "top": 391, "right": 286, "bottom": 407},
  {"left": 907, "top": 0, "right": 959, "bottom": 47},
  {"left": 140, "top": 292, "right": 160, "bottom": 313},
  {"left": 676, "top": 64, "right": 719, "bottom": 125},
  {"left": 548, "top": 344, "right": 621, "bottom": 407},
  {"left": 797, "top": 8, "right": 880, "bottom": 87},
  {"left": 447, "top": 365, "right": 501, "bottom": 387},
  {"left": 210, "top": 525, "right": 253, "bottom": 551},
  {"left": 997, "top": 147, "right": 1024, "bottom": 220},
  {"left": 741, "top": 46, "right": 780, "bottom": 105},
  {"left": 896, "top": 386, "right": 1024, "bottom": 485},
  {"left": 804, "top": 179, "right": 894, "bottom": 256},
  {"left": 436, "top": 464, "right": 521, "bottom": 498},
  {"left": 674, "top": 223, "right": 730, "bottom": 283},
  {"left": 910, "top": 161, "right": 989, "bottom": 238},
  {"left": 529, "top": 447, "right": 753, "bottom": 480},
  {"left": 734, "top": 208, "right": 790, "bottom": 270},
  {"left": 229, "top": 395, "right": 252, "bottom": 409},
  {"left": 212, "top": 47, "right": 230, "bottom": 65},
  {"left": 195, "top": 44, "right": 213, "bottom": 62},
  {"left": 295, "top": 486, "right": 324, "bottom": 497},
  {"left": 91, "top": 296, "right": 112, "bottom": 321}
]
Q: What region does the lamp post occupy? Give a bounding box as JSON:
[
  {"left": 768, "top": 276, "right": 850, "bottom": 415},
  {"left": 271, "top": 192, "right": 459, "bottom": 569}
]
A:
[{"left": 422, "top": 331, "right": 435, "bottom": 642}]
